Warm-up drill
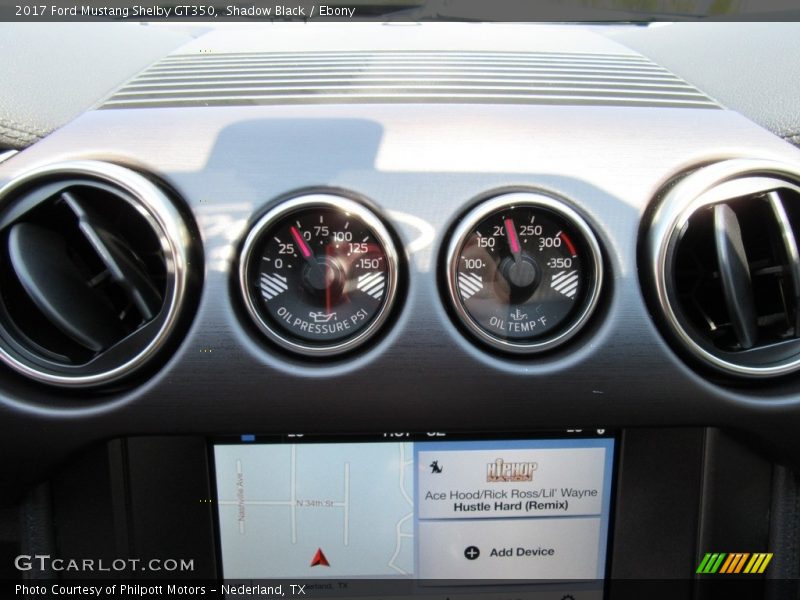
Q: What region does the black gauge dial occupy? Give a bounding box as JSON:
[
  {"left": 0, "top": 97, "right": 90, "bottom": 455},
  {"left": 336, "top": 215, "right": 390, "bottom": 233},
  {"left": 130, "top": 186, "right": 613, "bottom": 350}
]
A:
[
  {"left": 446, "top": 192, "right": 603, "bottom": 353},
  {"left": 240, "top": 194, "right": 398, "bottom": 356}
]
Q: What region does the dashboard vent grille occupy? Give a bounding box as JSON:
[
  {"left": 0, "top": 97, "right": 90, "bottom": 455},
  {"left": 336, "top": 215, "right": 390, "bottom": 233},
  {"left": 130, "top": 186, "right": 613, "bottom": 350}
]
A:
[
  {"left": 0, "top": 161, "right": 193, "bottom": 388},
  {"left": 101, "top": 51, "right": 719, "bottom": 110},
  {"left": 651, "top": 160, "right": 800, "bottom": 378}
]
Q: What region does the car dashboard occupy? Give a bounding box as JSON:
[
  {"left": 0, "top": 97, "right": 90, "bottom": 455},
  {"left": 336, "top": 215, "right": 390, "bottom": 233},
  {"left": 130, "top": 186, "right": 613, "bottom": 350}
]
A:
[{"left": 1, "top": 21, "right": 800, "bottom": 597}]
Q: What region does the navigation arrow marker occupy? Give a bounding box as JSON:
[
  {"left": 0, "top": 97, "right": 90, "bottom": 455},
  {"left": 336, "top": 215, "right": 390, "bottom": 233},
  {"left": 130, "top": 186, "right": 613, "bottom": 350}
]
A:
[{"left": 310, "top": 548, "right": 330, "bottom": 567}]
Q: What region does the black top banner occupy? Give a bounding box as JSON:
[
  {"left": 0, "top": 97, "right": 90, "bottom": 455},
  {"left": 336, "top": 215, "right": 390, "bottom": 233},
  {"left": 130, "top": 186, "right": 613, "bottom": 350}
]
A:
[{"left": 2, "top": 0, "right": 800, "bottom": 22}]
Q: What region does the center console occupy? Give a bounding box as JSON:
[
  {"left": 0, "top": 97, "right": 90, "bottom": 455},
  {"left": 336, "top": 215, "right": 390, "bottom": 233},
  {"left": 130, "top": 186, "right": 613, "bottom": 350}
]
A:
[{"left": 18, "top": 427, "right": 788, "bottom": 600}]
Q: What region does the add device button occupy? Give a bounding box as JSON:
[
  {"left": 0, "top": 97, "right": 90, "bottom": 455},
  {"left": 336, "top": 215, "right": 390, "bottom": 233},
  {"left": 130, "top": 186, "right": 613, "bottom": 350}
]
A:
[{"left": 464, "top": 546, "right": 480, "bottom": 560}]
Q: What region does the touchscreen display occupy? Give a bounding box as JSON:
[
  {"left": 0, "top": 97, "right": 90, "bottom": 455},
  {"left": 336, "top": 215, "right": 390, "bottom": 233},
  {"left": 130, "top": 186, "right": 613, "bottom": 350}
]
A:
[{"left": 213, "top": 434, "right": 614, "bottom": 595}]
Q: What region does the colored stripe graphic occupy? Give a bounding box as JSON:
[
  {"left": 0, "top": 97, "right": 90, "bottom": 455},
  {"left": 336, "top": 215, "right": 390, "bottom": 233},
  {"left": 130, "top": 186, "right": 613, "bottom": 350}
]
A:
[
  {"left": 744, "top": 553, "right": 773, "bottom": 574},
  {"left": 722, "top": 553, "right": 749, "bottom": 574},
  {"left": 697, "top": 553, "right": 725, "bottom": 574},
  {"left": 718, "top": 554, "right": 735, "bottom": 574},
  {"left": 696, "top": 553, "right": 714, "bottom": 574},
  {"left": 710, "top": 553, "right": 726, "bottom": 573},
  {"left": 697, "top": 552, "right": 773, "bottom": 574},
  {"left": 758, "top": 553, "right": 773, "bottom": 573},
  {"left": 744, "top": 554, "right": 760, "bottom": 574}
]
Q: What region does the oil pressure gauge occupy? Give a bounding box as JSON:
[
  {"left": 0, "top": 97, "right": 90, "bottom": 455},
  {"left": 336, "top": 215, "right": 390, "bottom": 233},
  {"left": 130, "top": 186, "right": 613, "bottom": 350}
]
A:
[
  {"left": 240, "top": 194, "right": 399, "bottom": 356},
  {"left": 446, "top": 192, "right": 603, "bottom": 354}
]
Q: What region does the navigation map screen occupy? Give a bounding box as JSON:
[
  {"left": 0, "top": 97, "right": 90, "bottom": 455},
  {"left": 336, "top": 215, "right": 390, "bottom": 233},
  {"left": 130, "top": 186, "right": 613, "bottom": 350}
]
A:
[{"left": 212, "top": 434, "right": 615, "bottom": 594}]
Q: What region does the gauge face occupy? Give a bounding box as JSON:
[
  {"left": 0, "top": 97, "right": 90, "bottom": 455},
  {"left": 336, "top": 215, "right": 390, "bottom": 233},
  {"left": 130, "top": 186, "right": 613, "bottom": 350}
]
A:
[
  {"left": 447, "top": 192, "right": 602, "bottom": 353},
  {"left": 240, "top": 195, "right": 398, "bottom": 355}
]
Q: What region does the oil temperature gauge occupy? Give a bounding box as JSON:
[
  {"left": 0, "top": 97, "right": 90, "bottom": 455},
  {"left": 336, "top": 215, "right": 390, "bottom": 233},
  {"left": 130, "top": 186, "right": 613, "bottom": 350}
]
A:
[
  {"left": 240, "top": 194, "right": 399, "bottom": 356},
  {"left": 446, "top": 192, "right": 603, "bottom": 354}
]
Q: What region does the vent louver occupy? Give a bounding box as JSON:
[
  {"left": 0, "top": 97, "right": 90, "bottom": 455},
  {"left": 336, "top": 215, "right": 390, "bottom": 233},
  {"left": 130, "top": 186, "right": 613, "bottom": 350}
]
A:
[
  {"left": 649, "top": 159, "right": 800, "bottom": 378},
  {"left": 0, "top": 161, "right": 193, "bottom": 388},
  {"left": 101, "top": 51, "right": 719, "bottom": 110}
]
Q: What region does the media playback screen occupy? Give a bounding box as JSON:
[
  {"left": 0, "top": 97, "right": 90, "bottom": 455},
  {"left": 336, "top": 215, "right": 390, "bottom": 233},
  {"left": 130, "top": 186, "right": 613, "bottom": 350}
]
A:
[{"left": 213, "top": 435, "right": 615, "bottom": 593}]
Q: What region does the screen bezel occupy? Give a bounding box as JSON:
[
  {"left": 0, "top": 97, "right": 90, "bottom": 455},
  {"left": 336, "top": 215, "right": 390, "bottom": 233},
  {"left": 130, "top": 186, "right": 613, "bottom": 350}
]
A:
[{"left": 208, "top": 430, "right": 619, "bottom": 594}]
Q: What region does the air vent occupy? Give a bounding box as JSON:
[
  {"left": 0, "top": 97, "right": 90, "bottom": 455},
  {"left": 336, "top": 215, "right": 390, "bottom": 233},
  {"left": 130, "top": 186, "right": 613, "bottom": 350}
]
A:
[
  {"left": 648, "top": 159, "right": 800, "bottom": 378},
  {"left": 0, "top": 161, "right": 194, "bottom": 388},
  {"left": 101, "top": 51, "right": 719, "bottom": 110}
]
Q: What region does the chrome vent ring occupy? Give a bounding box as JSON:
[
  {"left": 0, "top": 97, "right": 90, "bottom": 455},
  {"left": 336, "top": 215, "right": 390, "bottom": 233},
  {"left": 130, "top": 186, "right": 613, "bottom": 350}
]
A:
[
  {"left": 0, "top": 161, "right": 194, "bottom": 388},
  {"left": 648, "top": 159, "right": 800, "bottom": 378}
]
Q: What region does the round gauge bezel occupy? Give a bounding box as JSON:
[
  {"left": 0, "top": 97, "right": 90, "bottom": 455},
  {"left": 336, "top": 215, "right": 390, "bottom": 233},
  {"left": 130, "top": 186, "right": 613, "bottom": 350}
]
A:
[
  {"left": 445, "top": 192, "right": 604, "bottom": 354},
  {"left": 239, "top": 193, "right": 400, "bottom": 357}
]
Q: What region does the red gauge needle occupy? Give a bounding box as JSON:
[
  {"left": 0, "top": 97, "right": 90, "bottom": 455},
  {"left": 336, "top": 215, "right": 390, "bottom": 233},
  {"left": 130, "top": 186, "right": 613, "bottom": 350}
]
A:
[
  {"left": 504, "top": 217, "right": 522, "bottom": 261},
  {"left": 291, "top": 226, "right": 313, "bottom": 260},
  {"left": 292, "top": 225, "right": 335, "bottom": 316},
  {"left": 325, "top": 242, "right": 333, "bottom": 316}
]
